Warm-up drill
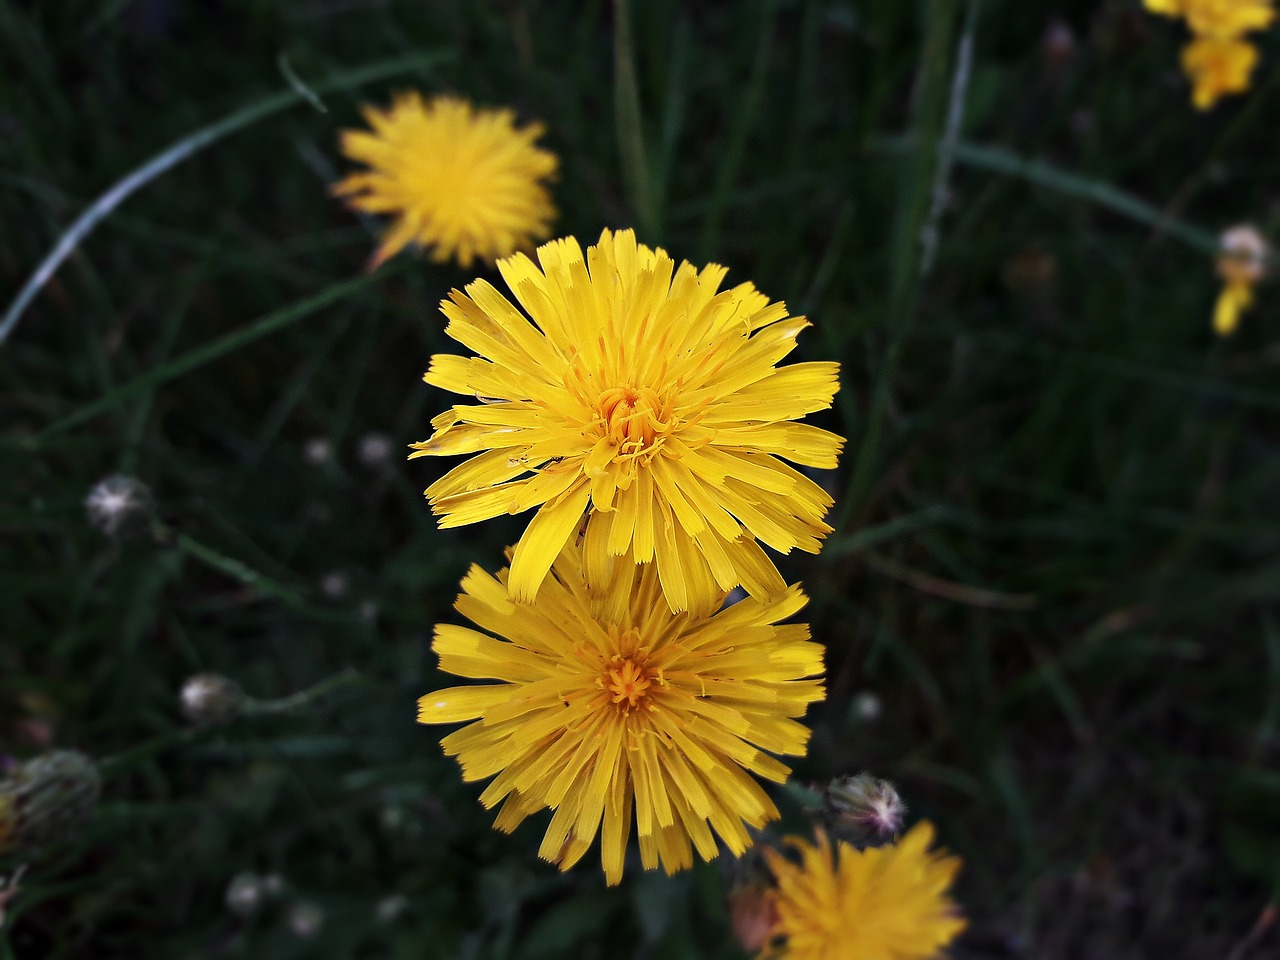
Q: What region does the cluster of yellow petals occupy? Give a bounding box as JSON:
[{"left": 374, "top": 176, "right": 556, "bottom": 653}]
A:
[
  {"left": 417, "top": 543, "right": 825, "bottom": 885},
  {"left": 1145, "top": 0, "right": 1275, "bottom": 108},
  {"left": 333, "top": 93, "right": 557, "bottom": 269},
  {"left": 761, "top": 824, "right": 965, "bottom": 960},
  {"left": 411, "top": 228, "right": 843, "bottom": 615}
]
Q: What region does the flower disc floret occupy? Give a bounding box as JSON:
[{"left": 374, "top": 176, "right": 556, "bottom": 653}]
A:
[
  {"left": 418, "top": 543, "right": 826, "bottom": 885},
  {"left": 762, "top": 823, "right": 965, "bottom": 960},
  {"left": 333, "top": 92, "right": 557, "bottom": 269},
  {"left": 411, "top": 228, "right": 844, "bottom": 613}
]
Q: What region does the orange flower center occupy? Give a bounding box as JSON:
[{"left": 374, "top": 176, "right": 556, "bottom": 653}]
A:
[
  {"left": 603, "top": 655, "right": 654, "bottom": 712},
  {"left": 593, "top": 386, "right": 676, "bottom": 458}
]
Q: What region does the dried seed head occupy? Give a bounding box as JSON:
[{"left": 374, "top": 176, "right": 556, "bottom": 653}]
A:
[
  {"left": 84, "top": 476, "right": 154, "bottom": 540},
  {"left": 0, "top": 750, "right": 101, "bottom": 857},
  {"left": 180, "top": 674, "right": 246, "bottom": 727},
  {"left": 820, "top": 773, "right": 906, "bottom": 846}
]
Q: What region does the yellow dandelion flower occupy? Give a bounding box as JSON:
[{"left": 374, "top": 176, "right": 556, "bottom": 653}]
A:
[
  {"left": 1181, "top": 0, "right": 1275, "bottom": 38},
  {"left": 417, "top": 542, "right": 825, "bottom": 885},
  {"left": 1213, "top": 224, "right": 1268, "bottom": 335},
  {"left": 1144, "top": 0, "right": 1189, "bottom": 17},
  {"left": 410, "top": 228, "right": 844, "bottom": 614},
  {"left": 1181, "top": 35, "right": 1260, "bottom": 107},
  {"left": 333, "top": 92, "right": 557, "bottom": 270},
  {"left": 762, "top": 824, "right": 965, "bottom": 960}
]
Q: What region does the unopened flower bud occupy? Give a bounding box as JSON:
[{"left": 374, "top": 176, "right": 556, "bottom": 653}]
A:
[
  {"left": 820, "top": 773, "right": 906, "bottom": 846},
  {"left": 0, "top": 750, "right": 101, "bottom": 856},
  {"left": 288, "top": 901, "right": 324, "bottom": 938},
  {"left": 226, "top": 872, "right": 265, "bottom": 917},
  {"left": 304, "top": 437, "right": 332, "bottom": 465},
  {"left": 376, "top": 894, "right": 408, "bottom": 923},
  {"left": 85, "top": 476, "right": 155, "bottom": 540},
  {"left": 1218, "top": 225, "right": 1268, "bottom": 287},
  {"left": 728, "top": 884, "right": 778, "bottom": 954},
  {"left": 180, "top": 674, "right": 245, "bottom": 727},
  {"left": 357, "top": 432, "right": 393, "bottom": 467}
]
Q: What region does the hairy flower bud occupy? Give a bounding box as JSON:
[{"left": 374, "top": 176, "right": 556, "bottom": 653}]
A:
[
  {"left": 820, "top": 773, "right": 906, "bottom": 846},
  {"left": 0, "top": 750, "right": 101, "bottom": 856},
  {"left": 85, "top": 475, "right": 155, "bottom": 540},
  {"left": 180, "top": 674, "right": 245, "bottom": 727}
]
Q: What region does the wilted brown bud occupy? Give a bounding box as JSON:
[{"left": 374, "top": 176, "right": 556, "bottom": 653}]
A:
[
  {"left": 729, "top": 884, "right": 778, "bottom": 954},
  {"left": 0, "top": 750, "right": 101, "bottom": 857},
  {"left": 1042, "top": 18, "right": 1077, "bottom": 76}
]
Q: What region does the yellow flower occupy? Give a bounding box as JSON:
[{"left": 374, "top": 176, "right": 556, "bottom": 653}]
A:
[
  {"left": 410, "top": 228, "right": 844, "bottom": 614},
  {"left": 762, "top": 824, "right": 965, "bottom": 960},
  {"left": 1181, "top": 0, "right": 1275, "bottom": 38},
  {"left": 417, "top": 543, "right": 825, "bottom": 885},
  {"left": 1213, "top": 224, "right": 1268, "bottom": 335},
  {"left": 1144, "top": 0, "right": 1189, "bottom": 16},
  {"left": 333, "top": 93, "right": 557, "bottom": 270},
  {"left": 1181, "top": 35, "right": 1260, "bottom": 108}
]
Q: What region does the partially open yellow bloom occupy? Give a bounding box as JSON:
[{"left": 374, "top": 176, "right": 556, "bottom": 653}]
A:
[
  {"left": 412, "top": 228, "right": 843, "bottom": 614},
  {"left": 333, "top": 93, "right": 557, "bottom": 269},
  {"left": 1213, "top": 224, "right": 1269, "bottom": 335},
  {"left": 762, "top": 824, "right": 965, "bottom": 960},
  {"left": 1182, "top": 35, "right": 1260, "bottom": 108},
  {"left": 418, "top": 543, "right": 825, "bottom": 885}
]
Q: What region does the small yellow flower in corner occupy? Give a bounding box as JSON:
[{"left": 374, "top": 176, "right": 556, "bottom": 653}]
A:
[
  {"left": 418, "top": 542, "right": 825, "bottom": 885},
  {"left": 1213, "top": 224, "right": 1269, "bottom": 336},
  {"left": 1144, "top": 0, "right": 1276, "bottom": 108},
  {"left": 333, "top": 93, "right": 558, "bottom": 270},
  {"left": 761, "top": 823, "right": 965, "bottom": 960},
  {"left": 1182, "top": 35, "right": 1259, "bottom": 110}
]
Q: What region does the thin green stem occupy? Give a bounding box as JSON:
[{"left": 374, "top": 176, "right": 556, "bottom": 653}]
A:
[{"left": 0, "top": 51, "right": 450, "bottom": 345}]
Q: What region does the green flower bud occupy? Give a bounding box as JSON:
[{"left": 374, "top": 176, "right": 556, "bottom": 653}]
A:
[{"left": 0, "top": 750, "right": 101, "bottom": 856}]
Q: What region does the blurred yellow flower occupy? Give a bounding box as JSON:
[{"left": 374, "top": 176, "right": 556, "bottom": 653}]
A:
[
  {"left": 418, "top": 543, "right": 825, "bottom": 885},
  {"left": 1181, "top": 0, "right": 1274, "bottom": 38},
  {"left": 762, "top": 823, "right": 965, "bottom": 960},
  {"left": 1213, "top": 224, "right": 1269, "bottom": 335},
  {"left": 1146, "top": 0, "right": 1275, "bottom": 108},
  {"left": 410, "top": 228, "right": 843, "bottom": 614},
  {"left": 1182, "top": 35, "right": 1260, "bottom": 108},
  {"left": 333, "top": 93, "right": 557, "bottom": 270}
]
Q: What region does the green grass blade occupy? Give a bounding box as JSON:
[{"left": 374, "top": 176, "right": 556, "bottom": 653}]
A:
[
  {"left": 37, "top": 272, "right": 382, "bottom": 438},
  {"left": 0, "top": 51, "right": 451, "bottom": 345}
]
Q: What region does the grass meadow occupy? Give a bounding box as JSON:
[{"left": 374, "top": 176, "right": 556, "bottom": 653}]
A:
[{"left": 5, "top": 1, "right": 1280, "bottom": 957}]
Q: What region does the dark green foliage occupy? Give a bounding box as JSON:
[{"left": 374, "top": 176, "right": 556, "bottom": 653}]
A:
[{"left": 4, "top": 0, "right": 1280, "bottom": 956}]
